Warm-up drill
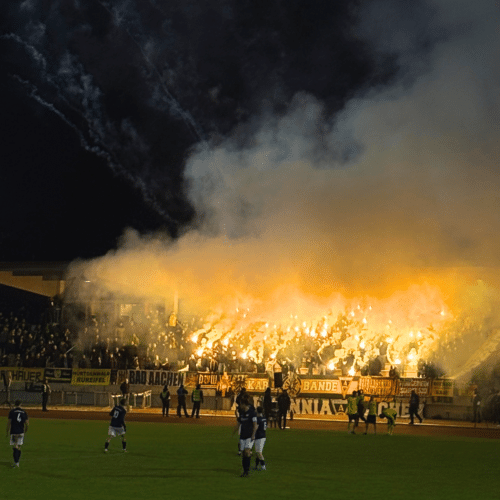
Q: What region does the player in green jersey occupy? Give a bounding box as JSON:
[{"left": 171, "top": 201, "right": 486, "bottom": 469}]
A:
[
  {"left": 379, "top": 406, "right": 397, "bottom": 435},
  {"left": 346, "top": 391, "right": 359, "bottom": 434}
]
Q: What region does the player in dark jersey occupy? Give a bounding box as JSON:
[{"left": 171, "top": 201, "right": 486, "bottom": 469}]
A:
[
  {"left": 235, "top": 388, "right": 247, "bottom": 455},
  {"left": 105, "top": 398, "right": 127, "bottom": 452},
  {"left": 7, "top": 400, "right": 29, "bottom": 468},
  {"left": 364, "top": 395, "right": 378, "bottom": 434},
  {"left": 357, "top": 389, "right": 366, "bottom": 427},
  {"left": 233, "top": 395, "right": 257, "bottom": 477},
  {"left": 253, "top": 406, "right": 267, "bottom": 471}
]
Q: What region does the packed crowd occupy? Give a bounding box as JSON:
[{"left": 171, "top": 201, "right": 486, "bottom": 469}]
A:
[
  {"left": 0, "top": 309, "right": 74, "bottom": 368},
  {"left": 70, "top": 311, "right": 444, "bottom": 378},
  {"left": 0, "top": 301, "right": 443, "bottom": 378}
]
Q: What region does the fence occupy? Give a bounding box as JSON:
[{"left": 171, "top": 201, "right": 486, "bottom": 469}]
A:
[
  {"left": 110, "top": 391, "right": 152, "bottom": 408},
  {"left": 1, "top": 390, "right": 232, "bottom": 412}
]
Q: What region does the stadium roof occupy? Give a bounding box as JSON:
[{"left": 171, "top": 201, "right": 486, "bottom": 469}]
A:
[{"left": 0, "top": 262, "right": 69, "bottom": 297}]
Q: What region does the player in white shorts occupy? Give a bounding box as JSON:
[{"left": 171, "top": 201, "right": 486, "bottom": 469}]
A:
[
  {"left": 108, "top": 425, "right": 126, "bottom": 437},
  {"left": 253, "top": 406, "right": 267, "bottom": 470},
  {"left": 233, "top": 395, "right": 257, "bottom": 477},
  {"left": 7, "top": 400, "right": 29, "bottom": 467},
  {"left": 105, "top": 399, "right": 127, "bottom": 452}
]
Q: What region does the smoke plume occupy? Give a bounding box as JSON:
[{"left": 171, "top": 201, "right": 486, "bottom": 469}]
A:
[{"left": 52, "top": 0, "right": 500, "bottom": 376}]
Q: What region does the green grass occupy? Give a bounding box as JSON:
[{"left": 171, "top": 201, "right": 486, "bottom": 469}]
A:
[{"left": 1, "top": 419, "right": 500, "bottom": 500}]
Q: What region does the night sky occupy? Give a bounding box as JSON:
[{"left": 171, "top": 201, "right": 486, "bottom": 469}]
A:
[{"left": 0, "top": 0, "right": 399, "bottom": 261}]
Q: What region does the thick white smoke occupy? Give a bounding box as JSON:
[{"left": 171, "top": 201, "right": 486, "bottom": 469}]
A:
[{"left": 67, "top": 0, "right": 500, "bottom": 378}]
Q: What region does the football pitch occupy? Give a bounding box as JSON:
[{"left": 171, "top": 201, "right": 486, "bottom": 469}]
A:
[{"left": 2, "top": 418, "right": 499, "bottom": 500}]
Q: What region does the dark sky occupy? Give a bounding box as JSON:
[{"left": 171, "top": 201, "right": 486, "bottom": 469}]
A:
[{"left": 0, "top": 0, "right": 400, "bottom": 262}]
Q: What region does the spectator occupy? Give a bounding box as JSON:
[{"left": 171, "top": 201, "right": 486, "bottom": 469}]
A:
[
  {"left": 120, "top": 378, "right": 130, "bottom": 407},
  {"left": 472, "top": 388, "right": 482, "bottom": 425},
  {"left": 235, "top": 388, "right": 247, "bottom": 412},
  {"left": 277, "top": 389, "right": 291, "bottom": 430},
  {"left": 176, "top": 384, "right": 189, "bottom": 417},
  {"left": 160, "top": 357, "right": 170, "bottom": 370},
  {"left": 409, "top": 390, "right": 423, "bottom": 425},
  {"left": 79, "top": 354, "right": 90, "bottom": 369},
  {"left": 41, "top": 378, "right": 51, "bottom": 411},
  {"left": 188, "top": 354, "right": 197, "bottom": 371},
  {"left": 209, "top": 356, "right": 218, "bottom": 373},
  {"left": 191, "top": 383, "right": 204, "bottom": 418},
  {"left": 160, "top": 385, "right": 171, "bottom": 417},
  {"left": 2, "top": 369, "right": 12, "bottom": 405},
  {"left": 263, "top": 387, "right": 272, "bottom": 422}
]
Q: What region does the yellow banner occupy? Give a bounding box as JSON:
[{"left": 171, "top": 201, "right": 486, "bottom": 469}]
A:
[
  {"left": 431, "top": 378, "right": 454, "bottom": 397},
  {"left": 245, "top": 377, "right": 270, "bottom": 392},
  {"left": 71, "top": 369, "right": 111, "bottom": 386},
  {"left": 358, "top": 377, "right": 400, "bottom": 397},
  {"left": 300, "top": 379, "right": 343, "bottom": 394}
]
